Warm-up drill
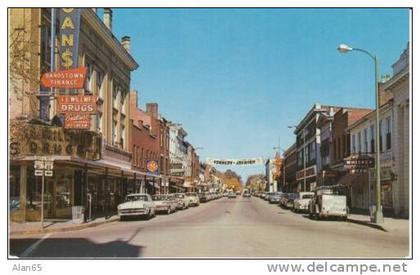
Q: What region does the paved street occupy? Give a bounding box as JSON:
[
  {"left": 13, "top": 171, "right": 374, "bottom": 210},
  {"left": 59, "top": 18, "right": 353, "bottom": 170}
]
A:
[{"left": 10, "top": 197, "right": 409, "bottom": 258}]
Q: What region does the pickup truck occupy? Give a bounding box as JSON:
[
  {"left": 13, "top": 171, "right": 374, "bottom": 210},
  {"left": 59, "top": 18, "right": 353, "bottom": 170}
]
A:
[{"left": 308, "top": 186, "right": 348, "bottom": 220}]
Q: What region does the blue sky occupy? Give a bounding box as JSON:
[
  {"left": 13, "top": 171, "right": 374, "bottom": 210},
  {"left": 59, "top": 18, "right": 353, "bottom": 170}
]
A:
[{"left": 108, "top": 8, "right": 409, "bottom": 180}]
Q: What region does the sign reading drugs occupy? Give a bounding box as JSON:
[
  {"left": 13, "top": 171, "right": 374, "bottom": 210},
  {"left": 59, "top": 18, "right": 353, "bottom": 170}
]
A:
[
  {"left": 41, "top": 67, "right": 87, "bottom": 89},
  {"left": 59, "top": 8, "right": 81, "bottom": 69},
  {"left": 57, "top": 95, "right": 98, "bottom": 114}
]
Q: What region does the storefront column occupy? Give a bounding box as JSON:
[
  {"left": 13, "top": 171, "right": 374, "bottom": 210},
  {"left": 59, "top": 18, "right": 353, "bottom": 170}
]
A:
[
  {"left": 83, "top": 164, "right": 89, "bottom": 222},
  {"left": 19, "top": 164, "right": 28, "bottom": 222}
]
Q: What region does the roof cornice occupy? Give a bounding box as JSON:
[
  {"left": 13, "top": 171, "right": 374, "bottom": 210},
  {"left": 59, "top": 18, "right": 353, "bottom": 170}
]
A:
[{"left": 81, "top": 9, "right": 139, "bottom": 71}]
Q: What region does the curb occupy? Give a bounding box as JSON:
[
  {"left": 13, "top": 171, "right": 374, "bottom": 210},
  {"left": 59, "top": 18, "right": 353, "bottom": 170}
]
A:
[
  {"left": 10, "top": 217, "right": 119, "bottom": 237},
  {"left": 347, "top": 218, "right": 387, "bottom": 232}
]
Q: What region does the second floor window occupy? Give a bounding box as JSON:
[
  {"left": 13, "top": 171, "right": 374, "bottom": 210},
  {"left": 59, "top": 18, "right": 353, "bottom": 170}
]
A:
[
  {"left": 370, "top": 125, "right": 375, "bottom": 153},
  {"left": 84, "top": 60, "right": 94, "bottom": 93},
  {"left": 386, "top": 116, "right": 392, "bottom": 150},
  {"left": 363, "top": 129, "right": 368, "bottom": 154}
]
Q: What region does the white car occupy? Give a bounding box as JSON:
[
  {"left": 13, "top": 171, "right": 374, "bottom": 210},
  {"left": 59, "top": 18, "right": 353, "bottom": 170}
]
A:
[
  {"left": 185, "top": 192, "right": 200, "bottom": 207},
  {"left": 152, "top": 194, "right": 178, "bottom": 214},
  {"left": 173, "top": 193, "right": 190, "bottom": 209},
  {"left": 293, "top": 192, "right": 314, "bottom": 213},
  {"left": 117, "top": 193, "right": 156, "bottom": 220}
]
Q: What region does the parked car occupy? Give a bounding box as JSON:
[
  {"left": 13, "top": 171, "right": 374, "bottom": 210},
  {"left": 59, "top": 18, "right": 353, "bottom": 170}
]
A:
[
  {"left": 228, "top": 191, "right": 237, "bottom": 198},
  {"left": 265, "top": 192, "right": 275, "bottom": 201},
  {"left": 185, "top": 192, "right": 200, "bottom": 206},
  {"left": 198, "top": 192, "right": 208, "bottom": 203},
  {"left": 152, "top": 194, "right": 178, "bottom": 214},
  {"left": 279, "top": 193, "right": 290, "bottom": 208},
  {"left": 308, "top": 185, "right": 348, "bottom": 220},
  {"left": 268, "top": 192, "right": 283, "bottom": 204},
  {"left": 117, "top": 193, "right": 155, "bottom": 220},
  {"left": 173, "top": 193, "right": 190, "bottom": 209},
  {"left": 285, "top": 193, "right": 299, "bottom": 209},
  {"left": 242, "top": 190, "right": 251, "bottom": 198},
  {"left": 293, "top": 192, "right": 314, "bottom": 213}
]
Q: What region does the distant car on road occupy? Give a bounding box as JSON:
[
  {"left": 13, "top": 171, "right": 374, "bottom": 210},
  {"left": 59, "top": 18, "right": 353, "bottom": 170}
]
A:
[
  {"left": 293, "top": 192, "right": 314, "bottom": 213},
  {"left": 228, "top": 192, "right": 237, "bottom": 198},
  {"left": 242, "top": 190, "right": 251, "bottom": 197},
  {"left": 117, "top": 193, "right": 156, "bottom": 220},
  {"left": 152, "top": 194, "right": 178, "bottom": 214},
  {"left": 185, "top": 192, "right": 200, "bottom": 207}
]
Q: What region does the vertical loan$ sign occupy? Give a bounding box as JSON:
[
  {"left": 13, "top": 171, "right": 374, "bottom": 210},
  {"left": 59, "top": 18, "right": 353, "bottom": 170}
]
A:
[{"left": 59, "top": 8, "right": 81, "bottom": 69}]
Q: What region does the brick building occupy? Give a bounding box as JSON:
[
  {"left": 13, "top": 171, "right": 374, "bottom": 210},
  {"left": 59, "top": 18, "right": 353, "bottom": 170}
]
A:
[
  {"left": 283, "top": 143, "right": 297, "bottom": 192},
  {"left": 9, "top": 8, "right": 139, "bottom": 222}
]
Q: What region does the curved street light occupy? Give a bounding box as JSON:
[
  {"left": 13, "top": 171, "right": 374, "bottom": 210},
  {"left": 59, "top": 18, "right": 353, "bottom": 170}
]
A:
[{"left": 337, "top": 43, "right": 383, "bottom": 224}]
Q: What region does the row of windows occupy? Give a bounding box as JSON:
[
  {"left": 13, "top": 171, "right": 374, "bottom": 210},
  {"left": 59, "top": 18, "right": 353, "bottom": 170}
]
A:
[
  {"left": 351, "top": 117, "right": 392, "bottom": 154},
  {"left": 297, "top": 141, "right": 316, "bottom": 167},
  {"left": 132, "top": 146, "right": 158, "bottom": 169}
]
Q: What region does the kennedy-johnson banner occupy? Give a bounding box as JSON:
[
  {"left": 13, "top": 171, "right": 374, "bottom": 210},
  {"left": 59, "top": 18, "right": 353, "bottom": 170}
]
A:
[{"left": 206, "top": 157, "right": 264, "bottom": 166}]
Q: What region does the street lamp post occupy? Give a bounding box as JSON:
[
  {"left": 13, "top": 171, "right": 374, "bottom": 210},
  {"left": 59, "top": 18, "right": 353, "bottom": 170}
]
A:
[{"left": 337, "top": 44, "right": 384, "bottom": 224}]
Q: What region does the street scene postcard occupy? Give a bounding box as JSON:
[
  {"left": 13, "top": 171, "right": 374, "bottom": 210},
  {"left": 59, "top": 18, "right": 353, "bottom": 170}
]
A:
[{"left": 7, "top": 6, "right": 412, "bottom": 266}]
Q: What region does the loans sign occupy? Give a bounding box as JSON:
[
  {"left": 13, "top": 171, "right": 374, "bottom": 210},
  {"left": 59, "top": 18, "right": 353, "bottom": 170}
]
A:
[
  {"left": 59, "top": 8, "right": 81, "bottom": 69},
  {"left": 57, "top": 95, "right": 98, "bottom": 114},
  {"left": 41, "top": 67, "right": 87, "bottom": 89}
]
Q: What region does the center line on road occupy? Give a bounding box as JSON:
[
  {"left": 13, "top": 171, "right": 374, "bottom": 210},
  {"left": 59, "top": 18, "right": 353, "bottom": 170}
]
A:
[{"left": 20, "top": 233, "right": 52, "bottom": 258}]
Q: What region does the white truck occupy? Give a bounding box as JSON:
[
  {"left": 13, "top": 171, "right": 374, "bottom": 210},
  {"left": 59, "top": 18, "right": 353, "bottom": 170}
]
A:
[{"left": 308, "top": 186, "right": 348, "bottom": 220}]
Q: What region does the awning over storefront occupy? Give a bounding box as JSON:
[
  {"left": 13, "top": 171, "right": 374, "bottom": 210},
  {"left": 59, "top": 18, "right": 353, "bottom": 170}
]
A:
[
  {"left": 12, "top": 155, "right": 162, "bottom": 180},
  {"left": 336, "top": 172, "right": 367, "bottom": 187}
]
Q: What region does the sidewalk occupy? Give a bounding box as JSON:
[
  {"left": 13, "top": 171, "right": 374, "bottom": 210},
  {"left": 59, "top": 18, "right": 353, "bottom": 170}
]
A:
[
  {"left": 9, "top": 215, "right": 119, "bottom": 237},
  {"left": 347, "top": 212, "right": 409, "bottom": 232}
]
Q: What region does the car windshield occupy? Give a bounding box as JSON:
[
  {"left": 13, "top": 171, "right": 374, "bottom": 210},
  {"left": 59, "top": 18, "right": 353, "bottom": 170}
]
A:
[
  {"left": 302, "top": 194, "right": 313, "bottom": 199},
  {"left": 174, "top": 194, "right": 184, "bottom": 198},
  {"left": 125, "top": 195, "right": 148, "bottom": 202},
  {"left": 185, "top": 192, "right": 197, "bottom": 197}
]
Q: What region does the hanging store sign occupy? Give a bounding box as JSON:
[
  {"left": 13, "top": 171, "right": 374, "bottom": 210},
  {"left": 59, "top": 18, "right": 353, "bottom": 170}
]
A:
[
  {"left": 59, "top": 8, "right": 81, "bottom": 69},
  {"left": 146, "top": 160, "right": 159, "bottom": 173},
  {"left": 344, "top": 154, "right": 375, "bottom": 174},
  {"left": 57, "top": 95, "right": 98, "bottom": 114},
  {"left": 10, "top": 120, "right": 101, "bottom": 160},
  {"left": 296, "top": 165, "right": 317, "bottom": 180},
  {"left": 64, "top": 113, "right": 91, "bottom": 129},
  {"left": 206, "top": 157, "right": 264, "bottom": 166},
  {"left": 41, "top": 67, "right": 87, "bottom": 89}
]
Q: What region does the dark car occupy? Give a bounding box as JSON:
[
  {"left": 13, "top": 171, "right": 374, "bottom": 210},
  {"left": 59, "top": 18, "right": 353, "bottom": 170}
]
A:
[
  {"left": 198, "top": 192, "right": 208, "bottom": 203},
  {"left": 285, "top": 193, "right": 299, "bottom": 209}
]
